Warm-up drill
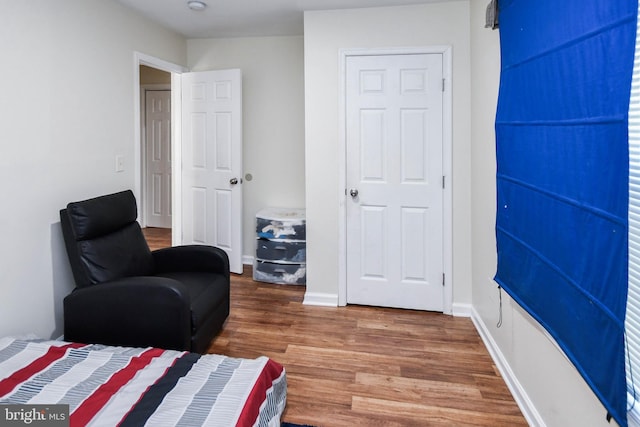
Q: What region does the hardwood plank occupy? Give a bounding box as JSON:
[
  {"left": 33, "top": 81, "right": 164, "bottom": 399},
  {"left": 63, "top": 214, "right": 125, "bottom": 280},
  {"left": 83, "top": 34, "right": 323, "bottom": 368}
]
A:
[
  {"left": 351, "top": 396, "right": 526, "bottom": 427},
  {"left": 355, "top": 372, "right": 484, "bottom": 401},
  {"left": 355, "top": 373, "right": 523, "bottom": 417},
  {"left": 283, "top": 344, "right": 404, "bottom": 377}
]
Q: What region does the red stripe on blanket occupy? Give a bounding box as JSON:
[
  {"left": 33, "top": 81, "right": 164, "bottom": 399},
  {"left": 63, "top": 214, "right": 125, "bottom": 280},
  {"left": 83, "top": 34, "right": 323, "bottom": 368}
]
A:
[
  {"left": 236, "top": 359, "right": 285, "bottom": 427},
  {"left": 0, "top": 342, "right": 85, "bottom": 397},
  {"left": 71, "top": 348, "right": 165, "bottom": 426}
]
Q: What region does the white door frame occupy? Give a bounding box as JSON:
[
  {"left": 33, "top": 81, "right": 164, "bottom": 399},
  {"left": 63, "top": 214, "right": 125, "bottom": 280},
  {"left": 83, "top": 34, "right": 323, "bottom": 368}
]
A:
[
  {"left": 133, "top": 52, "right": 187, "bottom": 246},
  {"left": 337, "top": 46, "right": 453, "bottom": 314}
]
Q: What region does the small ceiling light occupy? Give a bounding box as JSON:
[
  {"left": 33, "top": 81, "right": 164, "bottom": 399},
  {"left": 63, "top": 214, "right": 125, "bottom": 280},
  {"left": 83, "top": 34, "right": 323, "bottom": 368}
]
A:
[{"left": 187, "top": 1, "right": 207, "bottom": 11}]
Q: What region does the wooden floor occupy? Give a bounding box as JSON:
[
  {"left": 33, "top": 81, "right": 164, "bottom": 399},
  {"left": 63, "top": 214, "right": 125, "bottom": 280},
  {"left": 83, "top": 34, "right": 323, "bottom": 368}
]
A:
[
  {"left": 143, "top": 228, "right": 526, "bottom": 426},
  {"left": 142, "top": 227, "right": 172, "bottom": 251}
]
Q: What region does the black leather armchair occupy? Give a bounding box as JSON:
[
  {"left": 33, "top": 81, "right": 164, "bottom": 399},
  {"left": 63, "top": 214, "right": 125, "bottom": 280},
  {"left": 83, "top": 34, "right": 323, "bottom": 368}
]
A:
[{"left": 59, "top": 190, "right": 230, "bottom": 353}]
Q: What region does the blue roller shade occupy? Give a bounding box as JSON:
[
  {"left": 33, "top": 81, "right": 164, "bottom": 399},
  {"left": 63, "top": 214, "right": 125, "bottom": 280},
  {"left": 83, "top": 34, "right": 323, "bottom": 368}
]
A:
[{"left": 494, "top": 1, "right": 637, "bottom": 425}]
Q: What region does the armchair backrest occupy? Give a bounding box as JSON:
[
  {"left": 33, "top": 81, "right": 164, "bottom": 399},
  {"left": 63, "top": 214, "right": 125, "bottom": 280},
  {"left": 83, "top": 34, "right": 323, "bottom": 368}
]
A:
[{"left": 60, "top": 190, "right": 155, "bottom": 288}]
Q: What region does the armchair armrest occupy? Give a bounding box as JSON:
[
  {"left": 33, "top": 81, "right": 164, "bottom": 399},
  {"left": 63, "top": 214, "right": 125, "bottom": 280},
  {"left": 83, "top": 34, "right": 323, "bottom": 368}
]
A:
[
  {"left": 152, "top": 245, "right": 230, "bottom": 276},
  {"left": 64, "top": 276, "right": 191, "bottom": 351}
]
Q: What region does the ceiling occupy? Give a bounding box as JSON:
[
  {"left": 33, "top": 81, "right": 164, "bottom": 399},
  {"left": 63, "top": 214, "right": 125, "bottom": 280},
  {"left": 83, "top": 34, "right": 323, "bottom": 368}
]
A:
[{"left": 115, "top": 0, "right": 451, "bottom": 39}]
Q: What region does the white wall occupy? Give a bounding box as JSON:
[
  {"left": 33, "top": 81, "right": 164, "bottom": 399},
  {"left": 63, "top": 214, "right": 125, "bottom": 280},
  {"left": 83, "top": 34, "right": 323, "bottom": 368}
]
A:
[
  {"left": 187, "top": 36, "right": 305, "bottom": 260},
  {"left": 0, "top": 0, "right": 186, "bottom": 340},
  {"left": 303, "top": 1, "right": 472, "bottom": 304},
  {"left": 468, "top": 2, "right": 617, "bottom": 426}
]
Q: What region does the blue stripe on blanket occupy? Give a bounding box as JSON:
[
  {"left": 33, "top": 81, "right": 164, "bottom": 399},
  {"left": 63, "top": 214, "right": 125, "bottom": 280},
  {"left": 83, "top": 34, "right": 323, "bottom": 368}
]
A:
[
  {"left": 176, "top": 357, "right": 242, "bottom": 427},
  {"left": 0, "top": 340, "right": 28, "bottom": 363},
  {"left": 255, "top": 372, "right": 287, "bottom": 427},
  {"left": 119, "top": 352, "right": 202, "bottom": 427}
]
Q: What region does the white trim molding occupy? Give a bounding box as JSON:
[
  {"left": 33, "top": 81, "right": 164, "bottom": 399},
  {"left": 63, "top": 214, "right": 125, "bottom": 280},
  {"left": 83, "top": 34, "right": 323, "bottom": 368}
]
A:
[
  {"left": 471, "top": 306, "right": 545, "bottom": 427},
  {"left": 303, "top": 292, "right": 339, "bottom": 307},
  {"left": 451, "top": 303, "right": 472, "bottom": 317}
]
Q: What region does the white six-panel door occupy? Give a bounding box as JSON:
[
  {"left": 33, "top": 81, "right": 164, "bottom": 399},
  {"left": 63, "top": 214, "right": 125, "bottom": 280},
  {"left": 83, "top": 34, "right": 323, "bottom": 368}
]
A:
[
  {"left": 181, "top": 69, "right": 243, "bottom": 274},
  {"left": 346, "top": 53, "right": 444, "bottom": 311},
  {"left": 144, "top": 90, "right": 172, "bottom": 228}
]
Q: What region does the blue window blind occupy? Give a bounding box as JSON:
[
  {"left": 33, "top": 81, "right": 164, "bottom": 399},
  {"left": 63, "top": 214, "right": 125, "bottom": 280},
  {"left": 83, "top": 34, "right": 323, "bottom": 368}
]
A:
[{"left": 494, "top": 1, "right": 637, "bottom": 425}]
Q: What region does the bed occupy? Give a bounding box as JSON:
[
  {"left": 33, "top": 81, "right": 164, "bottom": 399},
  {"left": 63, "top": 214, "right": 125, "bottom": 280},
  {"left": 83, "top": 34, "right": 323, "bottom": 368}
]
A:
[{"left": 0, "top": 337, "right": 286, "bottom": 426}]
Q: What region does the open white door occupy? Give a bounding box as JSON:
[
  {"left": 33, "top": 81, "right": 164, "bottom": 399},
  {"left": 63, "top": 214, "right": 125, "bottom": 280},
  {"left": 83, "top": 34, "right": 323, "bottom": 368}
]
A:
[{"left": 181, "top": 69, "right": 243, "bottom": 274}]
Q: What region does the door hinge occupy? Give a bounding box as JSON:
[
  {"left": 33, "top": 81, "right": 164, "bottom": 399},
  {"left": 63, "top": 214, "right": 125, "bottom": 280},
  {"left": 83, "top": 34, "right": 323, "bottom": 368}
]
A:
[
  {"left": 442, "top": 175, "right": 445, "bottom": 189},
  {"left": 442, "top": 273, "right": 445, "bottom": 286},
  {"left": 442, "top": 78, "right": 445, "bottom": 92}
]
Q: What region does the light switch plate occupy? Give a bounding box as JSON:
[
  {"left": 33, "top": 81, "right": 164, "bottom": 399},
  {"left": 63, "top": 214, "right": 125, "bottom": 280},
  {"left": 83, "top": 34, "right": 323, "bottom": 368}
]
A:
[{"left": 115, "top": 155, "right": 124, "bottom": 172}]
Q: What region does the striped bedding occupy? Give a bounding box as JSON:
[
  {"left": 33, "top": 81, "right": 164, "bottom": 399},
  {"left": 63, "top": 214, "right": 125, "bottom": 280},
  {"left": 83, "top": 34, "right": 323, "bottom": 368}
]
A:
[{"left": 0, "top": 337, "right": 286, "bottom": 426}]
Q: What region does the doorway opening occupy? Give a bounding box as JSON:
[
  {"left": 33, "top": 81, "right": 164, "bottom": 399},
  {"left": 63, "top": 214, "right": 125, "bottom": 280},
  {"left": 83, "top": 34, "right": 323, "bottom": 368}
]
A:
[
  {"left": 140, "top": 65, "right": 172, "bottom": 247},
  {"left": 133, "top": 52, "right": 186, "bottom": 248}
]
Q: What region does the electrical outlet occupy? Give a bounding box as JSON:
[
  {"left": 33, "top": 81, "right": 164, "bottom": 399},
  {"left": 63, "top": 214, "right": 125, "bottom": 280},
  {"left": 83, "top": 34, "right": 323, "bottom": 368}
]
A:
[{"left": 115, "top": 155, "right": 124, "bottom": 172}]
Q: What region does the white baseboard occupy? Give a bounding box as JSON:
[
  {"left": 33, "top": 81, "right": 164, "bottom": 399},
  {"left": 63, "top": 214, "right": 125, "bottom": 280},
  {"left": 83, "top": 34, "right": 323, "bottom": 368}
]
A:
[
  {"left": 303, "top": 292, "right": 339, "bottom": 307},
  {"left": 451, "top": 302, "right": 472, "bottom": 317},
  {"left": 470, "top": 307, "right": 545, "bottom": 427},
  {"left": 242, "top": 255, "right": 254, "bottom": 265}
]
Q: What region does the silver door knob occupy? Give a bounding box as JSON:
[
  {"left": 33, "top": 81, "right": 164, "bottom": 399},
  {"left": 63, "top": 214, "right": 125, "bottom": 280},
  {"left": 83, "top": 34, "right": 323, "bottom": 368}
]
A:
[
  {"left": 349, "top": 188, "right": 359, "bottom": 198},
  {"left": 230, "top": 177, "right": 238, "bottom": 185}
]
